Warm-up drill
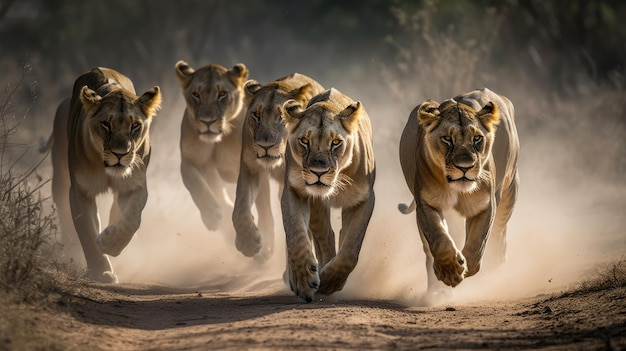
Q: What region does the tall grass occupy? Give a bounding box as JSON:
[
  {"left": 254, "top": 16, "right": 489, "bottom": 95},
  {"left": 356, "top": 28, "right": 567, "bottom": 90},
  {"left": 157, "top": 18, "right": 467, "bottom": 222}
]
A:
[{"left": 0, "top": 66, "right": 63, "bottom": 302}]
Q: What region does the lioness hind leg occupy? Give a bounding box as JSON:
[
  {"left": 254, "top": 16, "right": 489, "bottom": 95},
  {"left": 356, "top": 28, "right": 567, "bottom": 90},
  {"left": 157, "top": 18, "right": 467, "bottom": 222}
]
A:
[
  {"left": 486, "top": 177, "right": 518, "bottom": 268},
  {"left": 52, "top": 175, "right": 84, "bottom": 265}
]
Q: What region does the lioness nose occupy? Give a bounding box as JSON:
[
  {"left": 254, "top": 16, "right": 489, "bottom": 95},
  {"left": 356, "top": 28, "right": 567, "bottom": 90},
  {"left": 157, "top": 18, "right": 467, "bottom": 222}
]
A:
[
  {"left": 256, "top": 139, "right": 276, "bottom": 149},
  {"left": 309, "top": 156, "right": 330, "bottom": 175},
  {"left": 111, "top": 143, "right": 131, "bottom": 158}
]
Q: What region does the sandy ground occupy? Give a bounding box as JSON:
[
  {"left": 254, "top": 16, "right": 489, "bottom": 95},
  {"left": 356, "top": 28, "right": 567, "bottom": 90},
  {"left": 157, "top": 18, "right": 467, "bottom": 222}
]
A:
[{"left": 1, "top": 275, "right": 625, "bottom": 351}]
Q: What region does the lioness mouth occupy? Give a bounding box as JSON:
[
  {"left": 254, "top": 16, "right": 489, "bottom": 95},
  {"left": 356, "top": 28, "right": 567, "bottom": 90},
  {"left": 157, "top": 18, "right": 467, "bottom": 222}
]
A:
[
  {"left": 197, "top": 129, "right": 222, "bottom": 136},
  {"left": 447, "top": 176, "right": 474, "bottom": 183},
  {"left": 104, "top": 161, "right": 125, "bottom": 168},
  {"left": 257, "top": 154, "right": 281, "bottom": 160}
]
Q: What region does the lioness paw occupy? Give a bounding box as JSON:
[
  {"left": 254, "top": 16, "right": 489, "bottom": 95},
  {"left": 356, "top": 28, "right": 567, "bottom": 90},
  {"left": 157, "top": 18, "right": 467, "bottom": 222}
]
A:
[
  {"left": 201, "top": 208, "right": 223, "bottom": 231},
  {"left": 318, "top": 258, "right": 350, "bottom": 295},
  {"left": 235, "top": 225, "right": 263, "bottom": 257},
  {"left": 433, "top": 249, "right": 468, "bottom": 287},
  {"left": 85, "top": 269, "right": 118, "bottom": 284},
  {"left": 287, "top": 256, "right": 320, "bottom": 303},
  {"left": 97, "top": 226, "right": 133, "bottom": 257}
]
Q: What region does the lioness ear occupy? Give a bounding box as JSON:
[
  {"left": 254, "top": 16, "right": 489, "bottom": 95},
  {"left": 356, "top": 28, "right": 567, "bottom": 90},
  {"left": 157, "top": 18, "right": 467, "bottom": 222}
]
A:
[
  {"left": 288, "top": 84, "right": 313, "bottom": 103},
  {"left": 137, "top": 86, "right": 162, "bottom": 117},
  {"left": 417, "top": 99, "right": 440, "bottom": 129},
  {"left": 476, "top": 101, "right": 500, "bottom": 131},
  {"left": 175, "top": 60, "right": 195, "bottom": 87},
  {"left": 338, "top": 101, "right": 362, "bottom": 133},
  {"left": 282, "top": 99, "right": 303, "bottom": 129},
  {"left": 80, "top": 86, "right": 102, "bottom": 116},
  {"left": 244, "top": 79, "right": 262, "bottom": 97},
  {"left": 227, "top": 63, "right": 249, "bottom": 87}
]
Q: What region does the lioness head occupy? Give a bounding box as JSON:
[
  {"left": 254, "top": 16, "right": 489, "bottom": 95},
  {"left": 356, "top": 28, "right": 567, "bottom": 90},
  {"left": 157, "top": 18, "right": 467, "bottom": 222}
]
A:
[
  {"left": 80, "top": 85, "right": 161, "bottom": 178},
  {"left": 417, "top": 99, "right": 500, "bottom": 193},
  {"left": 282, "top": 89, "right": 363, "bottom": 199},
  {"left": 175, "top": 60, "right": 248, "bottom": 143},
  {"left": 244, "top": 79, "right": 316, "bottom": 169}
]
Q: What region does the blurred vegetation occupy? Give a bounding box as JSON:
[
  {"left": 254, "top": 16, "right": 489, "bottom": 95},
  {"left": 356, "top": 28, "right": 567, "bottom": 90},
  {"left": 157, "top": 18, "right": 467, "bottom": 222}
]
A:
[{"left": 1, "top": 0, "right": 624, "bottom": 95}]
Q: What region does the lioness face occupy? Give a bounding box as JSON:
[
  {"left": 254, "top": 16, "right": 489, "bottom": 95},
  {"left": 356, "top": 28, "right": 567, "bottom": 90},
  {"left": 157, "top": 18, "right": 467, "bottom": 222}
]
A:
[
  {"left": 418, "top": 100, "right": 500, "bottom": 193},
  {"left": 175, "top": 61, "right": 248, "bottom": 143},
  {"left": 283, "top": 97, "right": 362, "bottom": 199},
  {"left": 80, "top": 86, "right": 161, "bottom": 178},
  {"left": 247, "top": 101, "right": 287, "bottom": 169}
]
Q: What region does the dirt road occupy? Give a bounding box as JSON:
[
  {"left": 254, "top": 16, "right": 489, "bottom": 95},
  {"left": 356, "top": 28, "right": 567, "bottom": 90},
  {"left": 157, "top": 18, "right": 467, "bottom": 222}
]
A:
[{"left": 2, "top": 275, "right": 625, "bottom": 351}]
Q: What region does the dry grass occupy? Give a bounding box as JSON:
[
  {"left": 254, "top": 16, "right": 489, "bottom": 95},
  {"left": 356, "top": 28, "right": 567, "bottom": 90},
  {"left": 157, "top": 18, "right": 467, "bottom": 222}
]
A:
[
  {"left": 578, "top": 258, "right": 626, "bottom": 293},
  {"left": 0, "top": 67, "right": 72, "bottom": 303}
]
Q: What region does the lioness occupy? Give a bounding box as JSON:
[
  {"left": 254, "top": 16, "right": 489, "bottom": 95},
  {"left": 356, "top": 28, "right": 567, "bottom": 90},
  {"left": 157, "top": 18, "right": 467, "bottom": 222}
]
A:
[
  {"left": 232, "top": 73, "right": 324, "bottom": 259},
  {"left": 281, "top": 88, "right": 376, "bottom": 302},
  {"left": 175, "top": 61, "right": 248, "bottom": 233},
  {"left": 399, "top": 88, "right": 519, "bottom": 292},
  {"left": 46, "top": 67, "right": 161, "bottom": 282}
]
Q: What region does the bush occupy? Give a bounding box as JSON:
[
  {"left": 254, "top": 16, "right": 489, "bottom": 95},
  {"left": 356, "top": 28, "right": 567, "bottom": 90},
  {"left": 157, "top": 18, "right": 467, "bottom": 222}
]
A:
[{"left": 0, "top": 66, "right": 62, "bottom": 302}]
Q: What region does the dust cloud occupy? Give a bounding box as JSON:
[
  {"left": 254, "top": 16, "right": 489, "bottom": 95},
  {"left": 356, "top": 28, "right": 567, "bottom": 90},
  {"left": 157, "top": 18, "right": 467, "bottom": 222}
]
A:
[{"left": 83, "top": 72, "right": 626, "bottom": 307}]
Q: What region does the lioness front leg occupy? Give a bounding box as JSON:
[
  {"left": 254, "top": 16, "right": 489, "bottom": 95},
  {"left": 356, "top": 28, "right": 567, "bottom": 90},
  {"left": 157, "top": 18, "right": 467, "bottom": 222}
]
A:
[
  {"left": 254, "top": 174, "right": 275, "bottom": 260},
  {"left": 233, "top": 164, "right": 263, "bottom": 257},
  {"left": 69, "top": 185, "right": 116, "bottom": 283},
  {"left": 282, "top": 188, "right": 320, "bottom": 302},
  {"left": 462, "top": 202, "right": 495, "bottom": 277},
  {"left": 181, "top": 160, "right": 222, "bottom": 230},
  {"left": 97, "top": 187, "right": 147, "bottom": 257},
  {"left": 417, "top": 204, "right": 467, "bottom": 287},
  {"left": 318, "top": 194, "right": 374, "bottom": 295}
]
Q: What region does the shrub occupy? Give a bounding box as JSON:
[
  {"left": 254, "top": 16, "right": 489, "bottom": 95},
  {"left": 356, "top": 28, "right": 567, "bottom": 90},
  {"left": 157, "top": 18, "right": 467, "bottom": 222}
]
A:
[{"left": 0, "top": 66, "right": 61, "bottom": 302}]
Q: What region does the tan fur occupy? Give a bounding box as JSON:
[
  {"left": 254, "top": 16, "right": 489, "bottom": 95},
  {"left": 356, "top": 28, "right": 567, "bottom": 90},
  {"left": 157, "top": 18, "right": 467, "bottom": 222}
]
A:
[
  {"left": 175, "top": 60, "right": 249, "bottom": 233},
  {"left": 399, "top": 88, "right": 519, "bottom": 291},
  {"left": 45, "top": 67, "right": 161, "bottom": 283},
  {"left": 281, "top": 88, "right": 375, "bottom": 302},
  {"left": 232, "top": 73, "right": 324, "bottom": 259}
]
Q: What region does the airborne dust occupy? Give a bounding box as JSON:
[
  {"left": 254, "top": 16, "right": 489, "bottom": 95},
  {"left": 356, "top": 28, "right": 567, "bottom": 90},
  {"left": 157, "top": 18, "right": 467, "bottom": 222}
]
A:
[
  {"left": 9, "top": 3, "right": 625, "bottom": 306},
  {"left": 78, "top": 72, "right": 626, "bottom": 306}
]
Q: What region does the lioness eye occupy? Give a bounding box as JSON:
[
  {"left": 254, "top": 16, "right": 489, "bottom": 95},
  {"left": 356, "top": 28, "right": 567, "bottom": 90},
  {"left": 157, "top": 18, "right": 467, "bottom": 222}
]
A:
[
  {"left": 192, "top": 92, "right": 200, "bottom": 100},
  {"left": 251, "top": 111, "right": 260, "bottom": 123},
  {"left": 300, "top": 137, "right": 309, "bottom": 146},
  {"left": 441, "top": 136, "right": 452, "bottom": 146},
  {"left": 101, "top": 121, "right": 111, "bottom": 132},
  {"left": 331, "top": 139, "right": 342, "bottom": 148},
  {"left": 474, "top": 135, "right": 483, "bottom": 144},
  {"left": 218, "top": 91, "right": 228, "bottom": 100},
  {"left": 131, "top": 123, "right": 141, "bottom": 133}
]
